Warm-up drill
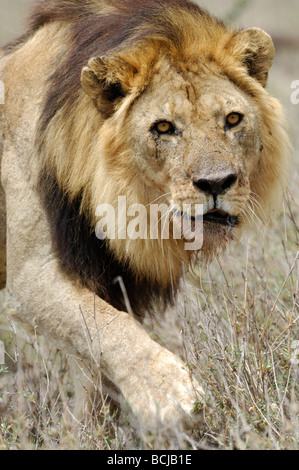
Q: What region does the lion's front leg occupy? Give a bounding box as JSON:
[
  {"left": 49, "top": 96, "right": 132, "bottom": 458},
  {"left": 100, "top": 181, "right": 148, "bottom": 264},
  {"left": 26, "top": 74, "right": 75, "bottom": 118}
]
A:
[{"left": 6, "top": 257, "right": 205, "bottom": 432}]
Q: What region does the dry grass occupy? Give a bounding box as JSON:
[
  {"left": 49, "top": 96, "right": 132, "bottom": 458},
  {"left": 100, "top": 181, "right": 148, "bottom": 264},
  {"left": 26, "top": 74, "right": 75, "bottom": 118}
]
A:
[{"left": 183, "top": 219, "right": 298, "bottom": 450}]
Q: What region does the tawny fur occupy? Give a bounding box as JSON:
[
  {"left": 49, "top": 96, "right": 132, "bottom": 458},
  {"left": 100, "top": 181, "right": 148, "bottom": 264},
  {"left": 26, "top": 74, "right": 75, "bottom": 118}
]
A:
[{"left": 0, "top": 0, "right": 290, "bottom": 432}]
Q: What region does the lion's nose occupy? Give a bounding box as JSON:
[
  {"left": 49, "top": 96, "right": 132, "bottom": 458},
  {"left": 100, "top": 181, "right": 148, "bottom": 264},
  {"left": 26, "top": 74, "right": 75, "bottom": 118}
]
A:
[{"left": 193, "top": 173, "right": 237, "bottom": 196}]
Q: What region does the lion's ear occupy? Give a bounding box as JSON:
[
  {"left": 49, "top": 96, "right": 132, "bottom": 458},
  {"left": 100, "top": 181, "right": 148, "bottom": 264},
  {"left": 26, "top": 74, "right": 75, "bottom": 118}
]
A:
[
  {"left": 81, "top": 56, "right": 138, "bottom": 117},
  {"left": 231, "top": 27, "right": 275, "bottom": 87}
]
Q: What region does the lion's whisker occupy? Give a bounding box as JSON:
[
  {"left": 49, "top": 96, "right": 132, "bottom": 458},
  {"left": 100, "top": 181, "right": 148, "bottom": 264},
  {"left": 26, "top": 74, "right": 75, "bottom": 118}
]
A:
[{"left": 145, "top": 192, "right": 172, "bottom": 208}]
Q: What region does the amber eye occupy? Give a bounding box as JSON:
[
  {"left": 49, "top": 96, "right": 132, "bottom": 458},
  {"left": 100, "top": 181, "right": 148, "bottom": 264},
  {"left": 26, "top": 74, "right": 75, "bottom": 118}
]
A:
[
  {"left": 226, "top": 113, "right": 243, "bottom": 128},
  {"left": 153, "top": 121, "right": 175, "bottom": 134}
]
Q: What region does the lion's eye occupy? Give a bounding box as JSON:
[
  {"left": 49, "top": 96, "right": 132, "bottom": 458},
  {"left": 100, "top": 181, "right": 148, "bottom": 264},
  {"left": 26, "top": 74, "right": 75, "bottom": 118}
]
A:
[
  {"left": 226, "top": 113, "right": 244, "bottom": 128},
  {"left": 153, "top": 121, "right": 175, "bottom": 134}
]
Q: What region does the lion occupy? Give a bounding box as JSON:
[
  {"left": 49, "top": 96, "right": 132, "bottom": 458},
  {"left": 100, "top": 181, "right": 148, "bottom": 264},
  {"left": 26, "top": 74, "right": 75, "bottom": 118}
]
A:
[{"left": 0, "top": 0, "right": 289, "bottom": 434}]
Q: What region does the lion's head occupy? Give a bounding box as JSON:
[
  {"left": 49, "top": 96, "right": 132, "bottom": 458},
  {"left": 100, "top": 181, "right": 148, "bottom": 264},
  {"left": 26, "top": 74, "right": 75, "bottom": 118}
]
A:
[{"left": 36, "top": 0, "right": 289, "bottom": 315}]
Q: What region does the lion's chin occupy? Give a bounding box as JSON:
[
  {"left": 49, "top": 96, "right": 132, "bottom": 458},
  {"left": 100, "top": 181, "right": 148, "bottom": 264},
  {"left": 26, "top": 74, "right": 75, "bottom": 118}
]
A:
[
  {"left": 200, "top": 220, "right": 237, "bottom": 257},
  {"left": 176, "top": 209, "right": 239, "bottom": 257}
]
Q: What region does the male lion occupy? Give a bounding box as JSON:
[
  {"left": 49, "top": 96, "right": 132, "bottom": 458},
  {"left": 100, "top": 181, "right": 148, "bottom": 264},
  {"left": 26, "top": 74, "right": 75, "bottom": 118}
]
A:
[{"left": 0, "top": 0, "right": 289, "bottom": 433}]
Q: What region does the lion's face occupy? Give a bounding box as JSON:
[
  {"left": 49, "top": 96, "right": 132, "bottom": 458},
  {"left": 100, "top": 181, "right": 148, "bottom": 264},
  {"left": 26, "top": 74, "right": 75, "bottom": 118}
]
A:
[
  {"left": 126, "top": 59, "right": 261, "bottom": 252},
  {"left": 80, "top": 28, "right": 289, "bottom": 280}
]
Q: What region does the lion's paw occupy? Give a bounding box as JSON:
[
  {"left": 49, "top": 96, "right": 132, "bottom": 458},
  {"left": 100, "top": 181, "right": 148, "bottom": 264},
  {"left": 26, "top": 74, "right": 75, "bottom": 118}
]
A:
[{"left": 119, "top": 346, "right": 206, "bottom": 433}]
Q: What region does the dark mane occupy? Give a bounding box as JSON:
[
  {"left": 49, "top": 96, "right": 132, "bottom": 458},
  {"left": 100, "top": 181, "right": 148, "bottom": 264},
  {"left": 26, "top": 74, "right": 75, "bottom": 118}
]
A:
[
  {"left": 33, "top": 0, "right": 212, "bottom": 133},
  {"left": 28, "top": 0, "right": 203, "bottom": 33},
  {"left": 39, "top": 169, "right": 177, "bottom": 317},
  {"left": 5, "top": 0, "right": 218, "bottom": 136}
]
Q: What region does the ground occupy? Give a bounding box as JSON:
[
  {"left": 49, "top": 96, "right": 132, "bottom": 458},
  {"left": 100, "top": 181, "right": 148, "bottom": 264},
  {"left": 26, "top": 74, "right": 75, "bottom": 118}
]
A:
[{"left": 0, "top": 0, "right": 298, "bottom": 450}]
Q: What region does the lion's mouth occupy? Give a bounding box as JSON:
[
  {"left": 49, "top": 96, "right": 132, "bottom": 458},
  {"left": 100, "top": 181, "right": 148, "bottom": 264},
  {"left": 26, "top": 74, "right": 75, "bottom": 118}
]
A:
[
  {"left": 203, "top": 209, "right": 239, "bottom": 227},
  {"left": 179, "top": 209, "right": 239, "bottom": 228}
]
